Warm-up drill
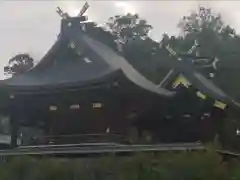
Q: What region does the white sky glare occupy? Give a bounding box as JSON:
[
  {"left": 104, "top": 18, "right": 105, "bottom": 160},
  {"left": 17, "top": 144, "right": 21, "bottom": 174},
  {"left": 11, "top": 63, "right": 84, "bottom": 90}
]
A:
[
  {"left": 0, "top": 1, "right": 239, "bottom": 79},
  {"left": 115, "top": 1, "right": 136, "bottom": 14}
]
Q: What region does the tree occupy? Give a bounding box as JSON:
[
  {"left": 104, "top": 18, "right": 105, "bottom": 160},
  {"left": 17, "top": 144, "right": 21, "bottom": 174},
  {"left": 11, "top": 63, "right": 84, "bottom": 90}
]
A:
[
  {"left": 177, "top": 7, "right": 221, "bottom": 56},
  {"left": 178, "top": 6, "right": 224, "bottom": 35},
  {"left": 176, "top": 6, "right": 240, "bottom": 101},
  {"left": 84, "top": 22, "right": 118, "bottom": 51},
  {"left": 4, "top": 53, "right": 34, "bottom": 77},
  {"left": 104, "top": 13, "right": 164, "bottom": 82},
  {"left": 106, "top": 13, "right": 152, "bottom": 43},
  {"left": 177, "top": 6, "right": 238, "bottom": 58}
]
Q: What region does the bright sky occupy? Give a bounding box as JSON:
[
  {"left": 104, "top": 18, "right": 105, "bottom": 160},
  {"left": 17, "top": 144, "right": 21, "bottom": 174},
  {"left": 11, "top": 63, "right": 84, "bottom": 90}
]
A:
[{"left": 0, "top": 1, "right": 240, "bottom": 79}]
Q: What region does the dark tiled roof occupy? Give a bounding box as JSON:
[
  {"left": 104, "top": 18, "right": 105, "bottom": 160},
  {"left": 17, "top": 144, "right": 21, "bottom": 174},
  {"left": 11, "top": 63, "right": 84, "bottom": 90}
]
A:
[
  {"left": 0, "top": 17, "right": 173, "bottom": 97},
  {"left": 158, "top": 57, "right": 232, "bottom": 103}
]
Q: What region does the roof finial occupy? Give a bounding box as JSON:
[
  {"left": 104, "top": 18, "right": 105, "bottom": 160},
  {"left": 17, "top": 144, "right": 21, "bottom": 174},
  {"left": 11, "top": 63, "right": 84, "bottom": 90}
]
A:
[
  {"left": 56, "top": 6, "right": 70, "bottom": 19},
  {"left": 78, "top": 2, "right": 90, "bottom": 17},
  {"left": 56, "top": 2, "right": 89, "bottom": 19}
]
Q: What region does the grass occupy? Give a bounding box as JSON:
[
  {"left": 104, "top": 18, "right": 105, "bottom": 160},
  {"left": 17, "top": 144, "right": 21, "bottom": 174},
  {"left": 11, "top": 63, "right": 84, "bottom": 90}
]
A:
[{"left": 0, "top": 149, "right": 240, "bottom": 180}]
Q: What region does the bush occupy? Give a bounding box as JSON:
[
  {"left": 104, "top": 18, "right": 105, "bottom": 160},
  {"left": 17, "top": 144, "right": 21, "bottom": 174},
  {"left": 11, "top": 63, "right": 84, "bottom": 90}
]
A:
[{"left": 0, "top": 150, "right": 239, "bottom": 180}]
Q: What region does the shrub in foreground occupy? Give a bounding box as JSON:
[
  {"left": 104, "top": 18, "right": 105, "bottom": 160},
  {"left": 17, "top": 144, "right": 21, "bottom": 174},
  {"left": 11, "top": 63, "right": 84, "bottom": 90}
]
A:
[{"left": 0, "top": 150, "right": 240, "bottom": 180}]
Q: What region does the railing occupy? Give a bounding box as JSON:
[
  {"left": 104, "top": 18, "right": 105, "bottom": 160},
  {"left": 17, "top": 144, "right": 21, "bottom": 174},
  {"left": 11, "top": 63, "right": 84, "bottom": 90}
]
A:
[
  {"left": 0, "top": 143, "right": 205, "bottom": 157},
  {"left": 28, "top": 133, "right": 127, "bottom": 146}
]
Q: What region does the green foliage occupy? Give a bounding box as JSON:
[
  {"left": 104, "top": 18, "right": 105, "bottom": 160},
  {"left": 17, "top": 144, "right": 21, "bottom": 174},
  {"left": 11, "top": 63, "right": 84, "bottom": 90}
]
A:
[
  {"left": 4, "top": 53, "right": 34, "bottom": 77},
  {"left": 0, "top": 150, "right": 240, "bottom": 180},
  {"left": 100, "top": 5, "right": 240, "bottom": 94},
  {"left": 107, "top": 13, "right": 152, "bottom": 42},
  {"left": 157, "top": 5, "right": 240, "bottom": 100},
  {"left": 178, "top": 6, "right": 224, "bottom": 36}
]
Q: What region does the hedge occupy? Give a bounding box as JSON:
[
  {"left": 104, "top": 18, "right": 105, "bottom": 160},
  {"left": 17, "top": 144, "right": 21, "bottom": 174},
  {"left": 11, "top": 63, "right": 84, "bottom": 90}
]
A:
[{"left": 0, "top": 149, "right": 240, "bottom": 180}]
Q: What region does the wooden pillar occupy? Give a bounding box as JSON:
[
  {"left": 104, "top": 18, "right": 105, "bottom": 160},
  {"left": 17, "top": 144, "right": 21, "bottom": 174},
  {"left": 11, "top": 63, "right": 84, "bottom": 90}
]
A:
[
  {"left": 10, "top": 113, "right": 18, "bottom": 148},
  {"left": 9, "top": 94, "right": 19, "bottom": 148}
]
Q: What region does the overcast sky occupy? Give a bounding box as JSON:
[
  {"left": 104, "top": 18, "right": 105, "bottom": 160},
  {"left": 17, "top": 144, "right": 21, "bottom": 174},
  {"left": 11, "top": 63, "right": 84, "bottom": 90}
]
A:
[{"left": 0, "top": 1, "right": 240, "bottom": 79}]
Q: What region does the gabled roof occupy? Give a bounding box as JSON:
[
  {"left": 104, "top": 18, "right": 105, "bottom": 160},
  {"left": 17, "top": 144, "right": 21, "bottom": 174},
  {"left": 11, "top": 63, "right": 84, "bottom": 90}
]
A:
[
  {"left": 157, "top": 57, "right": 232, "bottom": 103},
  {"left": 0, "top": 17, "right": 173, "bottom": 97}
]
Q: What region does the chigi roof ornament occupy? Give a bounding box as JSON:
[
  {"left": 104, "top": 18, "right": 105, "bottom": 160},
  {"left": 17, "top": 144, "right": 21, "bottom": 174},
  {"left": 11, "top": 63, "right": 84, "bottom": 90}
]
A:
[
  {"left": 78, "top": 2, "right": 90, "bottom": 17},
  {"left": 56, "top": 7, "right": 70, "bottom": 19},
  {"left": 56, "top": 2, "right": 90, "bottom": 37},
  {"left": 56, "top": 1, "right": 89, "bottom": 20}
]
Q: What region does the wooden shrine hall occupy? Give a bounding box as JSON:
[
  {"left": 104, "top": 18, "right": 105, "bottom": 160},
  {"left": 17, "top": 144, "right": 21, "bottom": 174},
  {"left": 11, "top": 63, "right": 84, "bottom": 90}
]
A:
[
  {"left": 0, "top": 6, "right": 176, "bottom": 147},
  {"left": 0, "top": 5, "right": 237, "bottom": 147}
]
